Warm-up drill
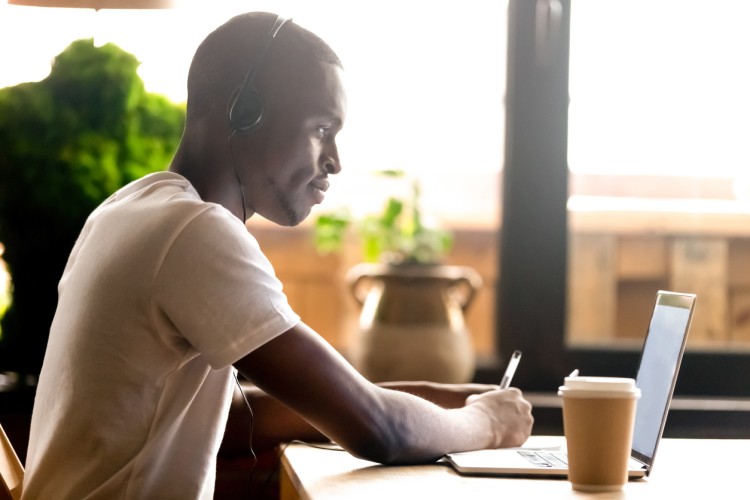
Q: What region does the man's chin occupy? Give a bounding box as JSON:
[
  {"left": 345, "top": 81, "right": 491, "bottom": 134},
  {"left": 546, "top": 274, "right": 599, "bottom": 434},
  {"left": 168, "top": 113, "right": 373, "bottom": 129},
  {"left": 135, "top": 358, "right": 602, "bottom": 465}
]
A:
[{"left": 263, "top": 207, "right": 310, "bottom": 227}]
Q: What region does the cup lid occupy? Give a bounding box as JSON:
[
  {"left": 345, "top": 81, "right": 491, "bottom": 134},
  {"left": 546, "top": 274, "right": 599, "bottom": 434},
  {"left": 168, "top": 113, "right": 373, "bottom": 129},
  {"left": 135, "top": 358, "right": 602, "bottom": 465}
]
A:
[{"left": 558, "top": 376, "right": 641, "bottom": 397}]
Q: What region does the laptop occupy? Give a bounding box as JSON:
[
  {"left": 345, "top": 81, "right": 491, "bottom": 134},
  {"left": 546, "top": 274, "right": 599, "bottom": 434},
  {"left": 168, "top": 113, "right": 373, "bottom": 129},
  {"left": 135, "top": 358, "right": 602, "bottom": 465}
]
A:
[{"left": 445, "top": 290, "right": 696, "bottom": 479}]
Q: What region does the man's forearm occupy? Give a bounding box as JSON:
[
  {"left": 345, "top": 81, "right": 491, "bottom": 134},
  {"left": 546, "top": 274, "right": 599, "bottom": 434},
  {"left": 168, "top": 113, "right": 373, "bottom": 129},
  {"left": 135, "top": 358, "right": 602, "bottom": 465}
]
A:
[{"left": 377, "top": 381, "right": 497, "bottom": 409}]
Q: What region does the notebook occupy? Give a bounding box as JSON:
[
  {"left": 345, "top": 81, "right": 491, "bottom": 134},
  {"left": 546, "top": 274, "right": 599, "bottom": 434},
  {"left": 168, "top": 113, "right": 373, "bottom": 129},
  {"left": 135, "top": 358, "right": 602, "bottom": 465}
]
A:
[{"left": 445, "top": 290, "right": 696, "bottom": 479}]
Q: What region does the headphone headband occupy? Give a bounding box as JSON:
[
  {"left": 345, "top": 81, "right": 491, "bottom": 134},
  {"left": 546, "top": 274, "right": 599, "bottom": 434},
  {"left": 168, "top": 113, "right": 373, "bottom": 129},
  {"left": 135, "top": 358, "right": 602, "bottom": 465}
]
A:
[{"left": 228, "top": 15, "right": 292, "bottom": 134}]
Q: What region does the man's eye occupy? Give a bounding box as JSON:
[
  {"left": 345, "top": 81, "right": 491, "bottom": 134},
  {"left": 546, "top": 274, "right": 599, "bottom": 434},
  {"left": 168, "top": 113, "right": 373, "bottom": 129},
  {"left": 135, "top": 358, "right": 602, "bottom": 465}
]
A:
[{"left": 315, "top": 126, "right": 330, "bottom": 137}]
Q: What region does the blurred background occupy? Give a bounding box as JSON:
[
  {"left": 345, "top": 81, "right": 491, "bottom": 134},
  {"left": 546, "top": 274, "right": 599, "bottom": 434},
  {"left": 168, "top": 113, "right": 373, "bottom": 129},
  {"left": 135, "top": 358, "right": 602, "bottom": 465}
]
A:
[{"left": 1, "top": 0, "right": 749, "bottom": 460}]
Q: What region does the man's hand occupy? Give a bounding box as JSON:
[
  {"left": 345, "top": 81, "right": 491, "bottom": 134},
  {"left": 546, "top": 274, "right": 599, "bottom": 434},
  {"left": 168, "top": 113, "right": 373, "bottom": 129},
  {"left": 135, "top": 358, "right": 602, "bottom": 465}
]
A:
[{"left": 464, "top": 387, "right": 534, "bottom": 448}]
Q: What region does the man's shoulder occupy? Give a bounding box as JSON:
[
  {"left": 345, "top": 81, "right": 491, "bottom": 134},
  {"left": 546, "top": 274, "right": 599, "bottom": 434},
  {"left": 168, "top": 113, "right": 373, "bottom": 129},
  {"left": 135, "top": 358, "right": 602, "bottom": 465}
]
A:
[
  {"left": 101, "top": 171, "right": 222, "bottom": 223},
  {"left": 89, "top": 171, "right": 249, "bottom": 248},
  {"left": 116, "top": 171, "right": 197, "bottom": 202}
]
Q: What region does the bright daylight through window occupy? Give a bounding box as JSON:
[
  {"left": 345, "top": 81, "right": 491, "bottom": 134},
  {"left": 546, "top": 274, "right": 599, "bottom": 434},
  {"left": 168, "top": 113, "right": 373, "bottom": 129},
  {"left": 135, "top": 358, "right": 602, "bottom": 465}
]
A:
[
  {"left": 569, "top": 0, "right": 750, "bottom": 182},
  {"left": 0, "top": 0, "right": 508, "bottom": 228}
]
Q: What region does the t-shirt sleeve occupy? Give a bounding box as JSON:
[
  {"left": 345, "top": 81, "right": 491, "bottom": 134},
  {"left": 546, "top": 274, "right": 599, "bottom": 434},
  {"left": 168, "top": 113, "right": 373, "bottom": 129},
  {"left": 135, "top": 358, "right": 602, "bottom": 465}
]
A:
[{"left": 152, "top": 206, "right": 300, "bottom": 369}]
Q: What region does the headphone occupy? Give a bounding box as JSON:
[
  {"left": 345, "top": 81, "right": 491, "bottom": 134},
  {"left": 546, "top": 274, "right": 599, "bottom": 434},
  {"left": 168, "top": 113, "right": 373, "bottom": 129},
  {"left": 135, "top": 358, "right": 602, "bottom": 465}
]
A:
[{"left": 228, "top": 15, "right": 292, "bottom": 135}]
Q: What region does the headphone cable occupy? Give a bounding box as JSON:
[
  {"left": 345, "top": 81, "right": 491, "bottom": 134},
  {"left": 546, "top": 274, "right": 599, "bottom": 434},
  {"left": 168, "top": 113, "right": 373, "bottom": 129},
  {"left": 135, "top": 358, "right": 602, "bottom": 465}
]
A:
[{"left": 227, "top": 133, "right": 248, "bottom": 222}]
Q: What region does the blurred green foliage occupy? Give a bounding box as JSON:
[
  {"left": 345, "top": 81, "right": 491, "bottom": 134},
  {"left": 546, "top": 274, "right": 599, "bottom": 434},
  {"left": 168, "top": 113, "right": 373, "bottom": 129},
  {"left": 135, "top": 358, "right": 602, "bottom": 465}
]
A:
[{"left": 0, "top": 39, "right": 185, "bottom": 376}]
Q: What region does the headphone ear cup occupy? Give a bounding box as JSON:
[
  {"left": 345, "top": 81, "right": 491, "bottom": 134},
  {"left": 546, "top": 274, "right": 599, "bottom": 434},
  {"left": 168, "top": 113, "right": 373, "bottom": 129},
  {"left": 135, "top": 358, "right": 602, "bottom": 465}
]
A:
[{"left": 229, "top": 89, "right": 265, "bottom": 133}]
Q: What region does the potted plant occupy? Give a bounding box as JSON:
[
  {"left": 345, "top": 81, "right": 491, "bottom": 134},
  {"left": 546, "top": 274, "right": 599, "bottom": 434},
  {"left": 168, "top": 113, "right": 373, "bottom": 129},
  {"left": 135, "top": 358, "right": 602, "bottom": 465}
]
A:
[
  {"left": 314, "top": 170, "right": 453, "bottom": 265},
  {"left": 313, "top": 171, "right": 481, "bottom": 383}
]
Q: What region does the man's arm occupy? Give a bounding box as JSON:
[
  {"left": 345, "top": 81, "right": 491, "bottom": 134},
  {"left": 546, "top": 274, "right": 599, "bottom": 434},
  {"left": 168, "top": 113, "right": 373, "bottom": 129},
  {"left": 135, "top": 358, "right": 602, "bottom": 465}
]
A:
[
  {"left": 224, "top": 378, "right": 503, "bottom": 455},
  {"left": 233, "top": 321, "right": 533, "bottom": 465}
]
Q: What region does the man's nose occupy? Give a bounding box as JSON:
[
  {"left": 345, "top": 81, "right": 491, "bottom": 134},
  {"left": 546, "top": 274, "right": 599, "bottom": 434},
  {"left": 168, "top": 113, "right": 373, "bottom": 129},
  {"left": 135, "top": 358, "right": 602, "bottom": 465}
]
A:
[{"left": 323, "top": 144, "right": 342, "bottom": 174}]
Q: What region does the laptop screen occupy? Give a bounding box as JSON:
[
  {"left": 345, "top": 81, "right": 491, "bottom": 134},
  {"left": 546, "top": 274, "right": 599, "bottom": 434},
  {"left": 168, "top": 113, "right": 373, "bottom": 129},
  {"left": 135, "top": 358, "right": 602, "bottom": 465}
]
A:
[{"left": 631, "top": 291, "right": 695, "bottom": 468}]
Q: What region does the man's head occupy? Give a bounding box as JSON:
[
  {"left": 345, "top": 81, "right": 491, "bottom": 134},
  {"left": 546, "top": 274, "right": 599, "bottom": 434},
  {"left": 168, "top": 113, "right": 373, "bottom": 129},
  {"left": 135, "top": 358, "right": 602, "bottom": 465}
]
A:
[{"left": 184, "top": 12, "right": 347, "bottom": 226}]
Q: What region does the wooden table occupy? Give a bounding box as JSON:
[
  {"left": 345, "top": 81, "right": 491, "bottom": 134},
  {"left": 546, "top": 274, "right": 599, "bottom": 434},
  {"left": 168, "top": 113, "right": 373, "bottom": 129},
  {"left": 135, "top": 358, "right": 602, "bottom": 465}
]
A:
[{"left": 280, "top": 436, "right": 750, "bottom": 499}]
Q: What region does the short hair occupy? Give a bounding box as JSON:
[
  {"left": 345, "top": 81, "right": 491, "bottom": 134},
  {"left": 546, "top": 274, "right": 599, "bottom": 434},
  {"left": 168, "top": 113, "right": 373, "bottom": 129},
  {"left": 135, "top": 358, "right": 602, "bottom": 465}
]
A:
[{"left": 186, "top": 12, "right": 342, "bottom": 122}]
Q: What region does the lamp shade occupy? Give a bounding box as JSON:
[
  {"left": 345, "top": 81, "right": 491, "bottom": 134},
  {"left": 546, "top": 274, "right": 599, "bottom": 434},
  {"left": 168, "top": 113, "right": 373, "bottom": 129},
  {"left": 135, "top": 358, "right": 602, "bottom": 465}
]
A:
[{"left": 8, "top": 0, "right": 174, "bottom": 8}]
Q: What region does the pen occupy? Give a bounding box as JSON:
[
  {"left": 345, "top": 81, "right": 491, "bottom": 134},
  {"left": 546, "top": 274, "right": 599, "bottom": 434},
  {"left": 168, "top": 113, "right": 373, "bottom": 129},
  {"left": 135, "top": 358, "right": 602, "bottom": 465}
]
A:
[{"left": 499, "top": 350, "right": 522, "bottom": 389}]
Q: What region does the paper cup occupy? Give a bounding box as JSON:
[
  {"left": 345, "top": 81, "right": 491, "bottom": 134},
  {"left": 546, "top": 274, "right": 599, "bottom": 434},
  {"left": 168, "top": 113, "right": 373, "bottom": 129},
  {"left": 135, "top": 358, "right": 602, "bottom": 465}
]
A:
[{"left": 558, "top": 376, "right": 641, "bottom": 492}]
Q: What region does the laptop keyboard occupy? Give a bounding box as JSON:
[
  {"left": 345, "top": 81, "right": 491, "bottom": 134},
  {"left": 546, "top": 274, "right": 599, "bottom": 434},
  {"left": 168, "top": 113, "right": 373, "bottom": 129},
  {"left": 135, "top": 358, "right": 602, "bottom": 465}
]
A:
[{"left": 517, "top": 450, "right": 569, "bottom": 468}]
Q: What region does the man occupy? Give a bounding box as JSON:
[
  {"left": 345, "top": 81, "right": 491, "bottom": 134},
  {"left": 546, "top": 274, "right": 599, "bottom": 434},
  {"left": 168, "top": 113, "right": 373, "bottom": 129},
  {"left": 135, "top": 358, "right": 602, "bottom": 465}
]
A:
[{"left": 22, "top": 12, "right": 533, "bottom": 499}]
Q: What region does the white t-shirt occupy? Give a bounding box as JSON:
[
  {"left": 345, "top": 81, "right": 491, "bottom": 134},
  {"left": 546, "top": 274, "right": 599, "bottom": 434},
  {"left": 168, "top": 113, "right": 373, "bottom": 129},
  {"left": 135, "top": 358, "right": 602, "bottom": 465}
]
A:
[{"left": 22, "top": 171, "right": 300, "bottom": 499}]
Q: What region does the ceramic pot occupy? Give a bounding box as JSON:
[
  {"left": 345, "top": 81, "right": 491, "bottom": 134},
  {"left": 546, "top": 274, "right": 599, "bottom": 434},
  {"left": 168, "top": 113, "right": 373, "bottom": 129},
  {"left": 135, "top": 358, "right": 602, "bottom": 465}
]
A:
[{"left": 347, "top": 262, "right": 481, "bottom": 383}]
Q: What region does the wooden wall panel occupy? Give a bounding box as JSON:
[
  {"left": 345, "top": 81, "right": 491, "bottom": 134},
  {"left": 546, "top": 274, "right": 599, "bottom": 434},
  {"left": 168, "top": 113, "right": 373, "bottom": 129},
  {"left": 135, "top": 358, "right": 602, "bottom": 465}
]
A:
[
  {"left": 729, "top": 291, "right": 750, "bottom": 343},
  {"left": 670, "top": 238, "right": 729, "bottom": 344},
  {"left": 249, "top": 222, "right": 750, "bottom": 360},
  {"left": 617, "top": 237, "right": 667, "bottom": 280},
  {"left": 729, "top": 239, "right": 750, "bottom": 288},
  {"left": 567, "top": 234, "right": 617, "bottom": 342}
]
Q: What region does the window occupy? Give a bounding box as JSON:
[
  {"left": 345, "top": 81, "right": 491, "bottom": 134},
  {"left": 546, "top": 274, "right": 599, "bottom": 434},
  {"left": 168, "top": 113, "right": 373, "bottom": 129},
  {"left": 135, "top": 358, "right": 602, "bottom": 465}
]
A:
[
  {"left": 567, "top": 0, "right": 750, "bottom": 354},
  {"left": 499, "top": 0, "right": 750, "bottom": 404}
]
